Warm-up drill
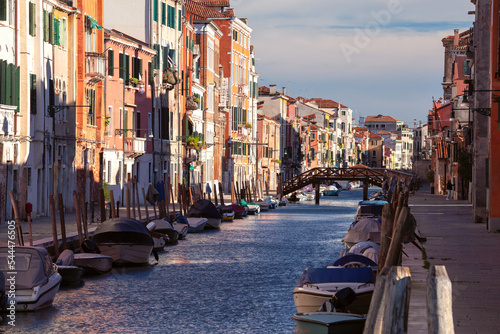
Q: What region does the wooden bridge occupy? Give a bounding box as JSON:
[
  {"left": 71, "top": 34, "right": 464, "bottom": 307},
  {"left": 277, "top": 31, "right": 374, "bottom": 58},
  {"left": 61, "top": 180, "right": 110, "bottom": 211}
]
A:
[{"left": 280, "top": 166, "right": 414, "bottom": 203}]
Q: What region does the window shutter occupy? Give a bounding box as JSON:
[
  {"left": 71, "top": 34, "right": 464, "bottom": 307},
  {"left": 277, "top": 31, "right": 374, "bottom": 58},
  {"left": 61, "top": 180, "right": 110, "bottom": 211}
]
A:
[
  {"left": 125, "top": 54, "right": 130, "bottom": 82},
  {"left": 162, "top": 46, "right": 168, "bottom": 71},
  {"left": 153, "top": 0, "right": 158, "bottom": 22},
  {"left": 54, "top": 19, "right": 60, "bottom": 45},
  {"left": 29, "top": 2, "right": 36, "bottom": 36},
  {"left": 13, "top": 65, "right": 19, "bottom": 111},
  {"left": 30, "top": 74, "right": 37, "bottom": 114},
  {"left": 178, "top": 9, "right": 181, "bottom": 31},
  {"left": 108, "top": 50, "right": 114, "bottom": 76},
  {"left": 6, "top": 63, "right": 12, "bottom": 105},
  {"left": 0, "top": 0, "right": 6, "bottom": 21},
  {"left": 162, "top": 2, "right": 166, "bottom": 25},
  {"left": 0, "top": 60, "right": 6, "bottom": 104},
  {"left": 49, "top": 12, "right": 54, "bottom": 44},
  {"left": 43, "top": 10, "right": 48, "bottom": 41},
  {"left": 148, "top": 62, "right": 153, "bottom": 85},
  {"left": 131, "top": 57, "right": 136, "bottom": 79},
  {"left": 119, "top": 53, "right": 124, "bottom": 79},
  {"left": 139, "top": 58, "right": 143, "bottom": 79}
]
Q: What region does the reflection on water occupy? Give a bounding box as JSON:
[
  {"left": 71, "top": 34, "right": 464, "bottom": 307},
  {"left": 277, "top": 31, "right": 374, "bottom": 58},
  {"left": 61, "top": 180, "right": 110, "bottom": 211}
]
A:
[{"left": 9, "top": 189, "right": 368, "bottom": 334}]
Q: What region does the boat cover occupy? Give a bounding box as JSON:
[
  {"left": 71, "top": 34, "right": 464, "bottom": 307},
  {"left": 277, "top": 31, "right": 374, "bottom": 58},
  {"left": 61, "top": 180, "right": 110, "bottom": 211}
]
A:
[
  {"left": 344, "top": 218, "right": 381, "bottom": 244},
  {"left": 231, "top": 203, "right": 246, "bottom": 213},
  {"left": 0, "top": 246, "right": 55, "bottom": 290},
  {"left": 56, "top": 249, "right": 75, "bottom": 266},
  {"left": 187, "top": 199, "right": 221, "bottom": 219},
  {"left": 151, "top": 219, "right": 174, "bottom": 232},
  {"left": 218, "top": 205, "right": 234, "bottom": 214},
  {"left": 347, "top": 241, "right": 380, "bottom": 263},
  {"left": 296, "top": 267, "right": 375, "bottom": 287},
  {"left": 93, "top": 217, "right": 154, "bottom": 245},
  {"left": 333, "top": 254, "right": 377, "bottom": 267}
]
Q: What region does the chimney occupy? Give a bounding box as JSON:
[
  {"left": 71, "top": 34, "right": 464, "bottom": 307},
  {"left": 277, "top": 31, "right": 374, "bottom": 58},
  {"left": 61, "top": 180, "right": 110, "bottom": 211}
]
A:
[
  {"left": 453, "top": 29, "right": 459, "bottom": 47},
  {"left": 282, "top": 87, "right": 286, "bottom": 95},
  {"left": 225, "top": 8, "right": 235, "bottom": 17},
  {"left": 269, "top": 85, "right": 277, "bottom": 95}
]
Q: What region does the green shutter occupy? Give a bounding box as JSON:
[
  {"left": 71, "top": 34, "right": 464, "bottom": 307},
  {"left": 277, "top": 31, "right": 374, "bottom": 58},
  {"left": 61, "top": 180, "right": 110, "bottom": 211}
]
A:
[
  {"left": 131, "top": 57, "right": 136, "bottom": 79},
  {"left": 0, "top": 60, "right": 6, "bottom": 104},
  {"left": 0, "top": 0, "right": 6, "bottom": 21},
  {"left": 119, "top": 53, "right": 123, "bottom": 79},
  {"left": 29, "top": 2, "right": 36, "bottom": 36},
  {"left": 162, "top": 2, "right": 166, "bottom": 25},
  {"left": 148, "top": 62, "right": 153, "bottom": 85},
  {"left": 139, "top": 58, "right": 143, "bottom": 79},
  {"left": 13, "top": 65, "right": 19, "bottom": 111},
  {"left": 6, "top": 63, "right": 12, "bottom": 105},
  {"left": 43, "top": 10, "right": 48, "bottom": 41},
  {"left": 178, "top": 9, "right": 181, "bottom": 31},
  {"left": 153, "top": 0, "right": 158, "bottom": 22},
  {"left": 49, "top": 12, "right": 54, "bottom": 44},
  {"left": 108, "top": 50, "right": 114, "bottom": 76},
  {"left": 125, "top": 54, "right": 130, "bottom": 82},
  {"left": 54, "top": 19, "right": 60, "bottom": 45}
]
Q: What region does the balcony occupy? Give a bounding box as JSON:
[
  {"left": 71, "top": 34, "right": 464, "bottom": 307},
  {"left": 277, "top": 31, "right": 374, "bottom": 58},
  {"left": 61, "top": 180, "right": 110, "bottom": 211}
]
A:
[
  {"left": 124, "top": 137, "right": 146, "bottom": 159},
  {"left": 85, "top": 52, "right": 106, "bottom": 86}
]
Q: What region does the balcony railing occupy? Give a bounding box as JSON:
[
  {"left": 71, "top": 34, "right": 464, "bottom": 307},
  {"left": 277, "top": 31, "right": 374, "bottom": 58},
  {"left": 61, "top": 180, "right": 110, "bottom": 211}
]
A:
[{"left": 85, "top": 52, "right": 106, "bottom": 85}]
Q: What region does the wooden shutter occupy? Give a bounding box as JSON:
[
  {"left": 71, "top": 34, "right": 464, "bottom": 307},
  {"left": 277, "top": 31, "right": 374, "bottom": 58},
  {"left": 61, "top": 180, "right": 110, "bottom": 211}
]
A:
[
  {"left": 49, "top": 12, "right": 54, "bottom": 45},
  {"left": 162, "top": 2, "right": 166, "bottom": 25},
  {"left": 0, "top": 60, "right": 6, "bottom": 104},
  {"left": 125, "top": 55, "right": 130, "bottom": 81},
  {"left": 43, "top": 10, "right": 48, "bottom": 41},
  {"left": 178, "top": 9, "right": 181, "bottom": 31},
  {"left": 131, "top": 56, "right": 136, "bottom": 79},
  {"left": 148, "top": 62, "right": 153, "bottom": 85},
  {"left": 0, "top": 0, "right": 6, "bottom": 21},
  {"left": 119, "top": 53, "right": 124, "bottom": 79},
  {"left": 139, "top": 58, "right": 143, "bottom": 80},
  {"left": 30, "top": 74, "right": 37, "bottom": 114},
  {"left": 108, "top": 50, "right": 114, "bottom": 76},
  {"left": 153, "top": 0, "right": 158, "bottom": 22},
  {"left": 6, "top": 63, "right": 13, "bottom": 105},
  {"left": 54, "top": 19, "right": 60, "bottom": 45},
  {"left": 29, "top": 2, "right": 36, "bottom": 36},
  {"left": 13, "top": 65, "right": 19, "bottom": 111}
]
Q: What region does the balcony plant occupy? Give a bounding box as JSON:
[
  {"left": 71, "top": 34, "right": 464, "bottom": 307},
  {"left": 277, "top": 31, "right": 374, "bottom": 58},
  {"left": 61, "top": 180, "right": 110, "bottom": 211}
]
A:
[
  {"left": 163, "top": 68, "right": 178, "bottom": 85},
  {"left": 186, "top": 96, "right": 199, "bottom": 111},
  {"left": 244, "top": 122, "right": 252, "bottom": 129},
  {"left": 187, "top": 135, "right": 204, "bottom": 150},
  {"left": 129, "top": 77, "right": 139, "bottom": 87}
]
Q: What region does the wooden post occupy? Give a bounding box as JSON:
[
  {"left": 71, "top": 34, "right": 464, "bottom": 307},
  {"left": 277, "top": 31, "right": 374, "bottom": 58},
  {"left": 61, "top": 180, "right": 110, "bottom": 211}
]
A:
[
  {"left": 27, "top": 208, "right": 33, "bottom": 246},
  {"left": 152, "top": 197, "right": 157, "bottom": 219},
  {"left": 427, "top": 265, "right": 454, "bottom": 334},
  {"left": 132, "top": 177, "right": 137, "bottom": 219},
  {"left": 79, "top": 194, "right": 89, "bottom": 239},
  {"left": 126, "top": 187, "right": 131, "bottom": 218},
  {"left": 188, "top": 186, "right": 194, "bottom": 206},
  {"left": 170, "top": 183, "right": 177, "bottom": 215},
  {"left": 378, "top": 203, "right": 394, "bottom": 274},
  {"left": 183, "top": 185, "right": 190, "bottom": 213},
  {"left": 109, "top": 190, "right": 116, "bottom": 218},
  {"left": 164, "top": 182, "right": 170, "bottom": 220},
  {"left": 100, "top": 188, "right": 106, "bottom": 223},
  {"left": 230, "top": 181, "right": 235, "bottom": 204},
  {"left": 142, "top": 188, "right": 149, "bottom": 223},
  {"left": 265, "top": 180, "right": 269, "bottom": 196},
  {"left": 315, "top": 182, "right": 320, "bottom": 205},
  {"left": 246, "top": 180, "right": 253, "bottom": 202},
  {"left": 213, "top": 182, "right": 218, "bottom": 207},
  {"left": 58, "top": 193, "right": 67, "bottom": 251},
  {"left": 73, "top": 191, "right": 84, "bottom": 248},
  {"left": 363, "top": 266, "right": 412, "bottom": 334},
  {"left": 177, "top": 184, "right": 184, "bottom": 216},
  {"left": 384, "top": 207, "right": 409, "bottom": 268},
  {"left": 8, "top": 191, "right": 23, "bottom": 246},
  {"left": 49, "top": 195, "right": 59, "bottom": 258},
  {"left": 363, "top": 180, "right": 369, "bottom": 200},
  {"left": 135, "top": 180, "right": 142, "bottom": 221},
  {"left": 199, "top": 183, "right": 204, "bottom": 200},
  {"left": 219, "top": 182, "right": 225, "bottom": 205}
]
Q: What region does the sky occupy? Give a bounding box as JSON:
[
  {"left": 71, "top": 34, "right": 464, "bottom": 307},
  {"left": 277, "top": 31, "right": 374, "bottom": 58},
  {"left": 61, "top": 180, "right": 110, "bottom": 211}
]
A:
[{"left": 231, "top": 0, "right": 474, "bottom": 125}]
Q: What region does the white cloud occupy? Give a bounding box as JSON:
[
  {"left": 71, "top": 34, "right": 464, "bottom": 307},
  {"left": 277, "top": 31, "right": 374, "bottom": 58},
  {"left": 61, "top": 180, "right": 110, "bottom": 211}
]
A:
[{"left": 233, "top": 0, "right": 473, "bottom": 123}]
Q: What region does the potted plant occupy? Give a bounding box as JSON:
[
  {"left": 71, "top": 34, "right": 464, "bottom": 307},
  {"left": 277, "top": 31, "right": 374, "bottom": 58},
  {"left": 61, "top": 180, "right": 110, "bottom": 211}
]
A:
[
  {"left": 244, "top": 122, "right": 252, "bottom": 129},
  {"left": 186, "top": 96, "right": 198, "bottom": 110}
]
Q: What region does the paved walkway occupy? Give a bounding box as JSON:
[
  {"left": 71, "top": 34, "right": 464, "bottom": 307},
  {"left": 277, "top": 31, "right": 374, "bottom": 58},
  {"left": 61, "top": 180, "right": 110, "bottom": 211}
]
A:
[{"left": 405, "top": 186, "right": 500, "bottom": 334}]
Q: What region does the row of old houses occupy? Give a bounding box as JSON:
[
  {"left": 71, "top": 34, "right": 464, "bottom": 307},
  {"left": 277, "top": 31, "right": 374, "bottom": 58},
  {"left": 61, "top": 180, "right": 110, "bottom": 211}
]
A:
[
  {"left": 0, "top": 0, "right": 415, "bottom": 222},
  {"left": 412, "top": 0, "right": 500, "bottom": 231}
]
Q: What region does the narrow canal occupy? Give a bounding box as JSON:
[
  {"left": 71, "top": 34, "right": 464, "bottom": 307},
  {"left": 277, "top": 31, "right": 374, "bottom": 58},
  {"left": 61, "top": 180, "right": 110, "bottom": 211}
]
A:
[{"left": 12, "top": 188, "right": 369, "bottom": 334}]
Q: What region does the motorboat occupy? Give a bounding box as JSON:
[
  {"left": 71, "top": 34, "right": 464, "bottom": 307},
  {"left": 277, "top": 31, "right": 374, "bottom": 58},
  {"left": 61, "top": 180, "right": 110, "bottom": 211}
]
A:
[
  {"left": 146, "top": 221, "right": 168, "bottom": 251},
  {"left": 340, "top": 242, "right": 380, "bottom": 265},
  {"left": 218, "top": 205, "right": 235, "bottom": 222},
  {"left": 279, "top": 196, "right": 287, "bottom": 206},
  {"left": 92, "top": 217, "right": 154, "bottom": 266},
  {"left": 293, "top": 312, "right": 366, "bottom": 334},
  {"left": 343, "top": 218, "right": 381, "bottom": 249},
  {"left": 186, "top": 217, "right": 208, "bottom": 233},
  {"left": 0, "top": 246, "right": 62, "bottom": 311},
  {"left": 261, "top": 196, "right": 279, "bottom": 209},
  {"left": 354, "top": 200, "right": 388, "bottom": 222},
  {"left": 55, "top": 249, "right": 85, "bottom": 287},
  {"left": 241, "top": 200, "right": 260, "bottom": 215},
  {"left": 231, "top": 203, "right": 247, "bottom": 219},
  {"left": 73, "top": 253, "right": 113, "bottom": 275},
  {"left": 187, "top": 199, "right": 222, "bottom": 230},
  {"left": 151, "top": 219, "right": 179, "bottom": 245},
  {"left": 323, "top": 185, "right": 340, "bottom": 196},
  {"left": 293, "top": 267, "right": 375, "bottom": 314},
  {"left": 255, "top": 201, "right": 270, "bottom": 212}
]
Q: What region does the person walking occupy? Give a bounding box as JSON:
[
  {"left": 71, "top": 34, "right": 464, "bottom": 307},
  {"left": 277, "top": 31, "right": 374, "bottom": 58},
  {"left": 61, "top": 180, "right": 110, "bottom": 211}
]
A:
[{"left": 446, "top": 179, "right": 453, "bottom": 200}]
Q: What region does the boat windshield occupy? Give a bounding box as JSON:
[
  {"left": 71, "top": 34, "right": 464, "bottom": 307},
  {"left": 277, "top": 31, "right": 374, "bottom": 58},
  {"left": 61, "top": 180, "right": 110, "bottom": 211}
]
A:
[{"left": 0, "top": 253, "right": 32, "bottom": 271}]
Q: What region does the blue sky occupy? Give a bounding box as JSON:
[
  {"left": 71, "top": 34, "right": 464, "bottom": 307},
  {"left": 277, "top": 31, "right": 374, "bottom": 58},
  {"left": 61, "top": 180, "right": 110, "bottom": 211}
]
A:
[{"left": 232, "top": 0, "right": 474, "bottom": 125}]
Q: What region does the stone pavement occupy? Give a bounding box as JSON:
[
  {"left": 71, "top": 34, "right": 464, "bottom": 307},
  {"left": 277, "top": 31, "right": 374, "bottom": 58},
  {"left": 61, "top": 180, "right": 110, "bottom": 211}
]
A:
[{"left": 405, "top": 186, "right": 500, "bottom": 334}]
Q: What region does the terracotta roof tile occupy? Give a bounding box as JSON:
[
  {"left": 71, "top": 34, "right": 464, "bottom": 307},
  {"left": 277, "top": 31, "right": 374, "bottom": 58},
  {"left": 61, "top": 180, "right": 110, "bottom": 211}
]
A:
[
  {"left": 186, "top": 0, "right": 230, "bottom": 19},
  {"left": 377, "top": 130, "right": 394, "bottom": 135},
  {"left": 365, "top": 115, "right": 402, "bottom": 122}
]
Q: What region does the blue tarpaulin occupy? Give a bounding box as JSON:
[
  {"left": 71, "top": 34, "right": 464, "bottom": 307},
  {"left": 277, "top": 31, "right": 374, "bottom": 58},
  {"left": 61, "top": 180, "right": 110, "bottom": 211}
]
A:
[{"left": 296, "top": 267, "right": 375, "bottom": 287}]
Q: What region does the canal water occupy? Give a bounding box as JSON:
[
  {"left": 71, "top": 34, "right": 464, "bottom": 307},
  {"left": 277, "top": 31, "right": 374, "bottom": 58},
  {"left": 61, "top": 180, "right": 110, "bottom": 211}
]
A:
[{"left": 11, "top": 188, "right": 370, "bottom": 334}]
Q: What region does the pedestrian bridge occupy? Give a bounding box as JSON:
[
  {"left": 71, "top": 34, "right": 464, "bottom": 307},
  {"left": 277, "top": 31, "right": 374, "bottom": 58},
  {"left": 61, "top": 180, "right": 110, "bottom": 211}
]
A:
[{"left": 281, "top": 165, "right": 414, "bottom": 202}]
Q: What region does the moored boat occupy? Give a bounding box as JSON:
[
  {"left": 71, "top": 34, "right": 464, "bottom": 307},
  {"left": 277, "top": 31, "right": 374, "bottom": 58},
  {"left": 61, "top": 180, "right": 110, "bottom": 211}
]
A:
[
  {"left": 186, "top": 217, "right": 208, "bottom": 233},
  {"left": 343, "top": 218, "right": 381, "bottom": 249},
  {"left": 73, "top": 253, "right": 113, "bottom": 275},
  {"left": 151, "top": 219, "right": 179, "bottom": 245},
  {"left": 323, "top": 185, "right": 340, "bottom": 196},
  {"left": 0, "top": 246, "right": 62, "bottom": 311},
  {"left": 231, "top": 203, "right": 247, "bottom": 219},
  {"left": 218, "top": 205, "right": 235, "bottom": 222},
  {"left": 293, "top": 312, "right": 366, "bottom": 334},
  {"left": 92, "top": 217, "right": 154, "bottom": 266},
  {"left": 187, "top": 199, "right": 222, "bottom": 230},
  {"left": 56, "top": 249, "right": 85, "bottom": 287}
]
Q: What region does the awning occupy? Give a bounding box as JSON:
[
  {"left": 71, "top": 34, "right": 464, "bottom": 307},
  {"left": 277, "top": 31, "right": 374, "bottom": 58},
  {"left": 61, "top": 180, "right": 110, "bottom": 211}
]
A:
[{"left": 87, "top": 15, "right": 103, "bottom": 30}]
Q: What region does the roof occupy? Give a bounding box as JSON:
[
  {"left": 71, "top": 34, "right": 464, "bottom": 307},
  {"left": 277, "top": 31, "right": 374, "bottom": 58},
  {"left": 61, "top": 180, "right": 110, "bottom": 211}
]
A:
[
  {"left": 377, "top": 130, "right": 395, "bottom": 135},
  {"left": 365, "top": 115, "right": 402, "bottom": 123},
  {"left": 353, "top": 126, "right": 368, "bottom": 132},
  {"left": 185, "top": 0, "right": 231, "bottom": 19},
  {"left": 190, "top": 0, "right": 230, "bottom": 6},
  {"left": 369, "top": 132, "right": 383, "bottom": 139}
]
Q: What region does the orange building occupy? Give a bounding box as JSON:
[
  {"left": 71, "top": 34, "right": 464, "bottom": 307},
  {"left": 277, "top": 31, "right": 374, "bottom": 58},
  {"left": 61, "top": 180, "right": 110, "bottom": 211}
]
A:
[{"left": 75, "top": 0, "right": 105, "bottom": 204}]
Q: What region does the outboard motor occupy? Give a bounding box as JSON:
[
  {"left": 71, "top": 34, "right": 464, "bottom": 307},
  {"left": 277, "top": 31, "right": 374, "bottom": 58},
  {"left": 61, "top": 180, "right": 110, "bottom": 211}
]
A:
[
  {"left": 81, "top": 239, "right": 100, "bottom": 254},
  {"left": 330, "top": 287, "right": 357, "bottom": 312}
]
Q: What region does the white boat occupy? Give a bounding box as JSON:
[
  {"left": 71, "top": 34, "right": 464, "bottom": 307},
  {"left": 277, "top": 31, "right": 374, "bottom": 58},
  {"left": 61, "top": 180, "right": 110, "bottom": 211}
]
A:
[
  {"left": 261, "top": 196, "right": 279, "bottom": 209},
  {"left": 171, "top": 218, "right": 189, "bottom": 239},
  {"left": 146, "top": 221, "right": 168, "bottom": 251},
  {"left": 256, "top": 202, "right": 270, "bottom": 211},
  {"left": 293, "top": 267, "right": 375, "bottom": 314},
  {"left": 151, "top": 219, "right": 179, "bottom": 245},
  {"left": 93, "top": 217, "right": 154, "bottom": 266},
  {"left": 73, "top": 253, "right": 113, "bottom": 275},
  {"left": 186, "top": 217, "right": 208, "bottom": 233},
  {"left": 56, "top": 249, "right": 85, "bottom": 287},
  {"left": 293, "top": 312, "right": 366, "bottom": 334},
  {"left": 246, "top": 203, "right": 260, "bottom": 214},
  {"left": 0, "top": 246, "right": 62, "bottom": 311}
]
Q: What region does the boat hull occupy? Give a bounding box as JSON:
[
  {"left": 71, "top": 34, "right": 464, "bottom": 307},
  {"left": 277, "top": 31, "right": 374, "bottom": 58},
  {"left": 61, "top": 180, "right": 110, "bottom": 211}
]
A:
[
  {"left": 14, "top": 273, "right": 62, "bottom": 311},
  {"left": 97, "top": 243, "right": 153, "bottom": 266},
  {"left": 58, "top": 266, "right": 85, "bottom": 287},
  {"left": 186, "top": 218, "right": 207, "bottom": 233},
  {"left": 293, "top": 283, "right": 374, "bottom": 314},
  {"left": 205, "top": 217, "right": 222, "bottom": 229},
  {"left": 323, "top": 190, "right": 340, "bottom": 196},
  {"left": 73, "top": 253, "right": 113, "bottom": 275},
  {"left": 293, "top": 312, "right": 365, "bottom": 334}
]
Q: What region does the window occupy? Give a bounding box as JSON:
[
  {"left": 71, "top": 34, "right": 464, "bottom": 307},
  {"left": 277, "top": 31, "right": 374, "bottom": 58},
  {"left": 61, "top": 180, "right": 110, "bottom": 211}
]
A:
[
  {"left": 167, "top": 5, "right": 175, "bottom": 28},
  {"left": 373, "top": 150, "right": 376, "bottom": 157},
  {"left": 463, "top": 60, "right": 471, "bottom": 76},
  {"left": 108, "top": 49, "right": 114, "bottom": 76},
  {"left": 87, "top": 88, "right": 95, "bottom": 125},
  {"left": 153, "top": 0, "right": 158, "bottom": 22},
  {"left": 30, "top": 73, "right": 37, "bottom": 114},
  {"left": 136, "top": 110, "right": 141, "bottom": 137},
  {"left": 29, "top": 2, "right": 36, "bottom": 36},
  {"left": 178, "top": 9, "right": 182, "bottom": 31},
  {"left": 161, "top": 2, "right": 166, "bottom": 25},
  {"left": 131, "top": 56, "right": 143, "bottom": 80}
]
